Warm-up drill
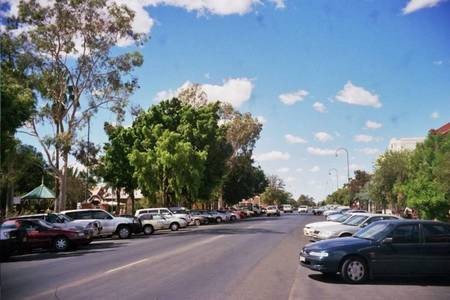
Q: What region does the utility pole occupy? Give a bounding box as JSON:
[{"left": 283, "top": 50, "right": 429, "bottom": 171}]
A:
[
  {"left": 328, "top": 168, "right": 339, "bottom": 190},
  {"left": 336, "top": 147, "right": 350, "bottom": 183}
]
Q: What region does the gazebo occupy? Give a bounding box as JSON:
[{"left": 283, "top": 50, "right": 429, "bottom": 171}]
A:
[{"left": 21, "top": 181, "right": 56, "bottom": 211}]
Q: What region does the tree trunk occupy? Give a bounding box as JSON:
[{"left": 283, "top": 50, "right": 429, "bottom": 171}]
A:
[
  {"left": 116, "top": 187, "right": 121, "bottom": 216},
  {"left": 130, "top": 191, "right": 135, "bottom": 215}
]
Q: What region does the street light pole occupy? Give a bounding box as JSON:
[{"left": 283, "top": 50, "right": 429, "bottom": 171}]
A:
[
  {"left": 336, "top": 147, "right": 350, "bottom": 183},
  {"left": 328, "top": 168, "right": 339, "bottom": 190}
]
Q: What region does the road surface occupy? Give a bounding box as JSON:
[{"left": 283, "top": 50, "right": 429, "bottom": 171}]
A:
[{"left": 1, "top": 214, "right": 450, "bottom": 300}]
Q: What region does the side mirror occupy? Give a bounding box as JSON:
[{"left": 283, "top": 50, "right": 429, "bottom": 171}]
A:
[{"left": 382, "top": 237, "right": 393, "bottom": 244}]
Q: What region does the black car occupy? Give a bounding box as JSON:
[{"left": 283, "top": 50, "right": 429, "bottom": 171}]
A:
[{"left": 299, "top": 220, "right": 450, "bottom": 283}]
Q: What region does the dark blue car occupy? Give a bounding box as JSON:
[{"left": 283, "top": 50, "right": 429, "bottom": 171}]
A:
[{"left": 299, "top": 220, "right": 450, "bottom": 283}]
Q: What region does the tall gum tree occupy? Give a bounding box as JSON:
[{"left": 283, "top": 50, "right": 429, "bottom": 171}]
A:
[{"left": 11, "top": 0, "right": 145, "bottom": 211}]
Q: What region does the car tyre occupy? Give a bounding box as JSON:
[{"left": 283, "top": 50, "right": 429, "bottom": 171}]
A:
[
  {"left": 230, "top": 216, "right": 237, "bottom": 222},
  {"left": 53, "top": 236, "right": 70, "bottom": 252},
  {"left": 170, "top": 223, "right": 179, "bottom": 231},
  {"left": 117, "top": 225, "right": 131, "bottom": 239},
  {"left": 340, "top": 256, "right": 368, "bottom": 284},
  {"left": 194, "top": 219, "right": 201, "bottom": 226},
  {"left": 216, "top": 217, "right": 222, "bottom": 223},
  {"left": 143, "top": 225, "right": 154, "bottom": 235}
]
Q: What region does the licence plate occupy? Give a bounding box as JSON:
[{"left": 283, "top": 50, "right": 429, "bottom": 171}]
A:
[{"left": 300, "top": 256, "right": 306, "bottom": 262}]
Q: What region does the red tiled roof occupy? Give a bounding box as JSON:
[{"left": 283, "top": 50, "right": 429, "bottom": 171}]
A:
[{"left": 435, "top": 122, "right": 450, "bottom": 135}]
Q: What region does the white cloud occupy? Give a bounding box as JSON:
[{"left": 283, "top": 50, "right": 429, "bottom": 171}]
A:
[
  {"left": 309, "top": 166, "right": 320, "bottom": 172},
  {"left": 285, "top": 176, "right": 296, "bottom": 183},
  {"left": 314, "top": 132, "right": 333, "bottom": 143},
  {"left": 335, "top": 81, "right": 382, "bottom": 108},
  {"left": 277, "top": 167, "right": 290, "bottom": 173},
  {"left": 402, "top": 0, "right": 443, "bottom": 14},
  {"left": 270, "top": 0, "right": 286, "bottom": 9},
  {"left": 365, "top": 120, "right": 383, "bottom": 129},
  {"left": 433, "top": 60, "right": 444, "bottom": 66},
  {"left": 354, "top": 134, "right": 382, "bottom": 143},
  {"left": 359, "top": 148, "right": 380, "bottom": 155},
  {"left": 312, "top": 102, "right": 327, "bottom": 113},
  {"left": 349, "top": 164, "right": 361, "bottom": 171},
  {"left": 431, "top": 111, "right": 440, "bottom": 119},
  {"left": 256, "top": 116, "right": 267, "bottom": 124},
  {"left": 296, "top": 168, "right": 303, "bottom": 173},
  {"left": 285, "top": 134, "right": 308, "bottom": 144},
  {"left": 254, "top": 151, "right": 290, "bottom": 161},
  {"left": 279, "top": 90, "right": 309, "bottom": 105},
  {"left": 154, "top": 78, "right": 254, "bottom": 108},
  {"left": 307, "top": 147, "right": 335, "bottom": 156},
  {"left": 4, "top": 1, "right": 282, "bottom": 47}
]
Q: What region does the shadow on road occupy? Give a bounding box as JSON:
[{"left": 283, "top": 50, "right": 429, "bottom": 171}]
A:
[
  {"left": 3, "top": 241, "right": 125, "bottom": 263},
  {"left": 308, "top": 273, "right": 450, "bottom": 286},
  {"left": 167, "top": 227, "right": 285, "bottom": 236}
]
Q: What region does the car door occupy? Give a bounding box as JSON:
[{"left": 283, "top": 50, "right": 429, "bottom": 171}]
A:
[
  {"left": 421, "top": 223, "right": 450, "bottom": 275},
  {"left": 92, "top": 211, "right": 115, "bottom": 234},
  {"left": 20, "top": 221, "right": 50, "bottom": 249},
  {"left": 372, "top": 223, "right": 422, "bottom": 275},
  {"left": 152, "top": 215, "right": 170, "bottom": 229}
]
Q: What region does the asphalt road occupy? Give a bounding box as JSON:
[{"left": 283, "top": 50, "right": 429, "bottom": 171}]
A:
[{"left": 1, "top": 214, "right": 450, "bottom": 300}]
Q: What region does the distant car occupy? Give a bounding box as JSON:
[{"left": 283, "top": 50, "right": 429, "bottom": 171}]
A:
[
  {"left": 312, "top": 207, "right": 325, "bottom": 215},
  {"left": 188, "top": 211, "right": 208, "bottom": 226},
  {"left": 1, "top": 219, "right": 90, "bottom": 256},
  {"left": 266, "top": 205, "right": 280, "bottom": 217},
  {"left": 281, "top": 204, "right": 293, "bottom": 213},
  {"left": 312, "top": 213, "right": 400, "bottom": 241},
  {"left": 135, "top": 207, "right": 192, "bottom": 224},
  {"left": 138, "top": 213, "right": 187, "bottom": 234},
  {"left": 298, "top": 206, "right": 308, "bottom": 213},
  {"left": 61, "top": 209, "right": 140, "bottom": 239},
  {"left": 303, "top": 214, "right": 354, "bottom": 237},
  {"left": 209, "top": 210, "right": 230, "bottom": 223},
  {"left": 300, "top": 220, "right": 450, "bottom": 283}
]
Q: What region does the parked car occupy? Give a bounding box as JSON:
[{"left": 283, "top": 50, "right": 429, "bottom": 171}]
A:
[
  {"left": 188, "top": 211, "right": 208, "bottom": 226},
  {"left": 138, "top": 213, "right": 187, "bottom": 234},
  {"left": 1, "top": 219, "right": 90, "bottom": 257},
  {"left": 9, "top": 213, "right": 102, "bottom": 239},
  {"left": 312, "top": 213, "right": 400, "bottom": 241},
  {"left": 303, "top": 214, "right": 354, "bottom": 237},
  {"left": 218, "top": 210, "right": 239, "bottom": 222},
  {"left": 135, "top": 207, "right": 192, "bottom": 224},
  {"left": 61, "top": 209, "right": 140, "bottom": 239},
  {"left": 312, "top": 207, "right": 326, "bottom": 215},
  {"left": 300, "top": 220, "right": 450, "bottom": 283},
  {"left": 209, "top": 210, "right": 230, "bottom": 223},
  {"left": 281, "top": 204, "right": 293, "bottom": 213},
  {"left": 266, "top": 205, "right": 280, "bottom": 216},
  {"left": 298, "top": 206, "right": 308, "bottom": 213},
  {"left": 230, "top": 209, "right": 247, "bottom": 219}
]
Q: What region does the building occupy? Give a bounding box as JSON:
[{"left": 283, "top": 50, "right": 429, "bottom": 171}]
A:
[
  {"left": 430, "top": 122, "right": 450, "bottom": 135},
  {"left": 388, "top": 137, "right": 425, "bottom": 152}
]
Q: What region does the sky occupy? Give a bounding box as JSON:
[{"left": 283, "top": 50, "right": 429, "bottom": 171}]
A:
[{"left": 5, "top": 0, "right": 450, "bottom": 202}]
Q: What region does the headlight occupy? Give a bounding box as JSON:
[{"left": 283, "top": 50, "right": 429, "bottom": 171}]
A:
[
  {"left": 309, "top": 251, "right": 329, "bottom": 258},
  {"left": 319, "top": 231, "right": 333, "bottom": 238}
]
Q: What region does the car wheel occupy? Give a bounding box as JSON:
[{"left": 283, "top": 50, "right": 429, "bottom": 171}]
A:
[
  {"left": 53, "top": 236, "right": 70, "bottom": 251},
  {"left": 230, "top": 216, "right": 236, "bottom": 222},
  {"left": 143, "top": 225, "right": 154, "bottom": 235},
  {"left": 117, "top": 225, "right": 131, "bottom": 239},
  {"left": 204, "top": 219, "right": 209, "bottom": 225},
  {"left": 194, "top": 219, "right": 201, "bottom": 226},
  {"left": 170, "top": 223, "right": 179, "bottom": 231},
  {"left": 216, "top": 217, "right": 222, "bottom": 223},
  {"left": 340, "top": 256, "right": 368, "bottom": 283}
]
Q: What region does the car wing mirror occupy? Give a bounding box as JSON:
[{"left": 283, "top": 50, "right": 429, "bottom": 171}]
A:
[{"left": 382, "top": 237, "right": 393, "bottom": 244}]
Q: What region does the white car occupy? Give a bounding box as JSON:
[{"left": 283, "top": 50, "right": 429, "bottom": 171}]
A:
[
  {"left": 135, "top": 207, "right": 192, "bottom": 224},
  {"left": 61, "top": 209, "right": 140, "bottom": 239},
  {"left": 139, "top": 213, "right": 187, "bottom": 235},
  {"left": 298, "top": 206, "right": 308, "bottom": 213},
  {"left": 282, "top": 204, "right": 293, "bottom": 213},
  {"left": 303, "top": 214, "right": 353, "bottom": 236},
  {"left": 313, "top": 213, "right": 400, "bottom": 241},
  {"left": 266, "top": 205, "right": 280, "bottom": 216}
]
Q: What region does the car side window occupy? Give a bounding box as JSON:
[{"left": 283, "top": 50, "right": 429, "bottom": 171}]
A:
[
  {"left": 423, "top": 224, "right": 450, "bottom": 243},
  {"left": 46, "top": 214, "right": 59, "bottom": 223},
  {"left": 92, "top": 211, "right": 112, "bottom": 220},
  {"left": 139, "top": 214, "right": 153, "bottom": 221},
  {"left": 390, "top": 224, "right": 420, "bottom": 244}
]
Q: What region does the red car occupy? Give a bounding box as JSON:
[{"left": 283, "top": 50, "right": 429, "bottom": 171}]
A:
[{"left": 2, "top": 219, "right": 91, "bottom": 256}]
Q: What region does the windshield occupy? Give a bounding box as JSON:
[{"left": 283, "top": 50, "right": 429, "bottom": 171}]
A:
[
  {"left": 354, "top": 223, "right": 393, "bottom": 241},
  {"left": 342, "top": 215, "right": 368, "bottom": 226},
  {"left": 57, "top": 214, "right": 73, "bottom": 222},
  {"left": 335, "top": 214, "right": 351, "bottom": 223}
]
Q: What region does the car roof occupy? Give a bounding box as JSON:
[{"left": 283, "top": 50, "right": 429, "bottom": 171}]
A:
[
  {"left": 61, "top": 209, "right": 106, "bottom": 213},
  {"left": 374, "top": 219, "right": 448, "bottom": 225},
  {"left": 9, "top": 214, "right": 46, "bottom": 219}
]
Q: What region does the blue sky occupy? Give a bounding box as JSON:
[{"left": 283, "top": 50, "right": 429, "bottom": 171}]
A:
[{"left": 10, "top": 0, "right": 450, "bottom": 202}]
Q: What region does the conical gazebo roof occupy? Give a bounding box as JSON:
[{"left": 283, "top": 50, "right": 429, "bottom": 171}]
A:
[{"left": 21, "top": 183, "right": 55, "bottom": 200}]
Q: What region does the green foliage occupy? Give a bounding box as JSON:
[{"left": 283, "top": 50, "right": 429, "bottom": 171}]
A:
[
  {"left": 260, "top": 175, "right": 292, "bottom": 205},
  {"left": 369, "top": 151, "right": 411, "bottom": 212},
  {"left": 402, "top": 133, "right": 450, "bottom": 220},
  {"left": 130, "top": 98, "right": 231, "bottom": 207},
  {"left": 326, "top": 186, "right": 351, "bottom": 206},
  {"left": 297, "top": 194, "right": 315, "bottom": 206},
  {"left": 222, "top": 155, "right": 267, "bottom": 206}
]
